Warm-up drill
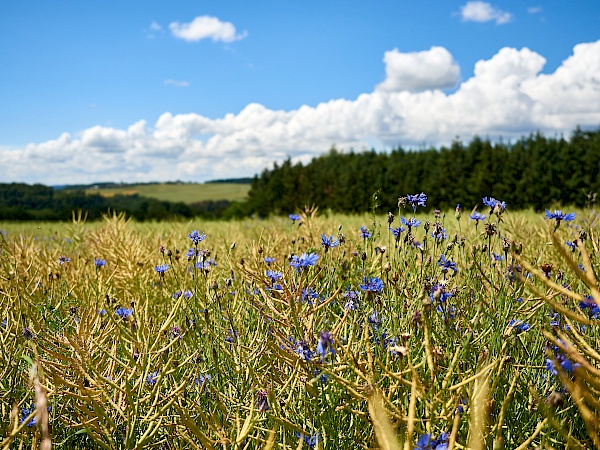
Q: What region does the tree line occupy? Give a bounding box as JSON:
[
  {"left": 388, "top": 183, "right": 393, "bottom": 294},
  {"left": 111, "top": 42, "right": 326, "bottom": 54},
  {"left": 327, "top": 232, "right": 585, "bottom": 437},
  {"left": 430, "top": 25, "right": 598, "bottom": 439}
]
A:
[
  {"left": 0, "top": 184, "right": 234, "bottom": 221},
  {"left": 244, "top": 127, "right": 600, "bottom": 216}
]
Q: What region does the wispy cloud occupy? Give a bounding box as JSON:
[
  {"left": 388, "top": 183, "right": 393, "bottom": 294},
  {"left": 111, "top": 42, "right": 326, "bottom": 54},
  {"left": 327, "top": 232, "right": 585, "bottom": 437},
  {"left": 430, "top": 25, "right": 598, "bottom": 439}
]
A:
[
  {"left": 527, "top": 6, "right": 542, "bottom": 14},
  {"left": 169, "top": 16, "right": 247, "bottom": 43},
  {"left": 3, "top": 40, "right": 600, "bottom": 184},
  {"left": 460, "top": 1, "right": 513, "bottom": 24},
  {"left": 150, "top": 21, "right": 162, "bottom": 31},
  {"left": 164, "top": 79, "right": 190, "bottom": 87}
]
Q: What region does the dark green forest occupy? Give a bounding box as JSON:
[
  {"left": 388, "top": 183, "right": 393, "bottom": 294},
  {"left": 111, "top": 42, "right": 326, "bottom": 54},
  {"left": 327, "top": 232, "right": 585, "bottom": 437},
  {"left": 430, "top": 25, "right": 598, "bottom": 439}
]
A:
[
  {"left": 0, "top": 184, "right": 233, "bottom": 221},
  {"left": 245, "top": 127, "right": 600, "bottom": 215},
  {"left": 1, "top": 127, "right": 600, "bottom": 220}
]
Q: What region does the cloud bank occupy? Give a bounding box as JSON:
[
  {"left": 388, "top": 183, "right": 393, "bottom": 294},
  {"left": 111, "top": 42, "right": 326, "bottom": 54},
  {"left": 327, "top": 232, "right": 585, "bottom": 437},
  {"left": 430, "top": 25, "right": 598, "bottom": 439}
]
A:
[{"left": 3, "top": 41, "right": 600, "bottom": 184}]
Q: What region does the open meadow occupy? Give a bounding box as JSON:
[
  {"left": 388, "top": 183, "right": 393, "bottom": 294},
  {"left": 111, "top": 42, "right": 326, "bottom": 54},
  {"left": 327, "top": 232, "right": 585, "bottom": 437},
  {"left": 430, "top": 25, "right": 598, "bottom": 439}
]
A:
[
  {"left": 1, "top": 199, "right": 600, "bottom": 449},
  {"left": 81, "top": 183, "right": 250, "bottom": 204}
]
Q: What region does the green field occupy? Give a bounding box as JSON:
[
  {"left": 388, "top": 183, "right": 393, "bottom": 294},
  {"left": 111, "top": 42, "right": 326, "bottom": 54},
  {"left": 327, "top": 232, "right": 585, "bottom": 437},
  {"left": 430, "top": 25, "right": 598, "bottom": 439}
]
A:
[
  {"left": 84, "top": 183, "right": 250, "bottom": 203},
  {"left": 1, "top": 204, "right": 599, "bottom": 448}
]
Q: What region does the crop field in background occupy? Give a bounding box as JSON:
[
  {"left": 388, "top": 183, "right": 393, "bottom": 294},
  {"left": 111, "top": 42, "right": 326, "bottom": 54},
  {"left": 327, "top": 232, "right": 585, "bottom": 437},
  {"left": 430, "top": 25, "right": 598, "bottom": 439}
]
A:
[
  {"left": 82, "top": 183, "right": 250, "bottom": 204},
  {"left": 1, "top": 199, "right": 600, "bottom": 449}
]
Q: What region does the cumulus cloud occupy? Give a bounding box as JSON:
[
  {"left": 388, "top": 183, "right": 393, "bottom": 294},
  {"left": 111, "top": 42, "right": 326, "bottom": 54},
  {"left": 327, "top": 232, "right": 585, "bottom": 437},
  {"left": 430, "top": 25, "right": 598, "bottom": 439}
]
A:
[
  {"left": 460, "top": 1, "right": 513, "bottom": 24},
  {"left": 3, "top": 40, "right": 600, "bottom": 184},
  {"left": 164, "top": 79, "right": 190, "bottom": 87},
  {"left": 169, "top": 16, "right": 247, "bottom": 43},
  {"left": 377, "top": 46, "right": 460, "bottom": 92}
]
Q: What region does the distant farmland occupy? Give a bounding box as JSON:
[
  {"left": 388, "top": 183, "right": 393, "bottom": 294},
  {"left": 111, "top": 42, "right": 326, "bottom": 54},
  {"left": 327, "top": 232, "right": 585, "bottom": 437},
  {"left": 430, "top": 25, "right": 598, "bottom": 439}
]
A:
[{"left": 83, "top": 183, "right": 250, "bottom": 204}]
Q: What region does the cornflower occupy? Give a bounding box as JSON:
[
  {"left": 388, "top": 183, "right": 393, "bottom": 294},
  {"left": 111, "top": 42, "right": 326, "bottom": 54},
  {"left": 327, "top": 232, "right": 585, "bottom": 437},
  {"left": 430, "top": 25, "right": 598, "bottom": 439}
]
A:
[
  {"left": 316, "top": 331, "right": 335, "bottom": 359},
  {"left": 415, "top": 432, "right": 450, "bottom": 450},
  {"left": 360, "top": 226, "right": 372, "bottom": 239},
  {"left": 320, "top": 234, "right": 339, "bottom": 251},
  {"left": 406, "top": 192, "right": 427, "bottom": 211},
  {"left": 256, "top": 389, "right": 270, "bottom": 412},
  {"left": 438, "top": 254, "right": 458, "bottom": 273},
  {"left": 359, "top": 276, "right": 384, "bottom": 293},
  {"left": 154, "top": 264, "right": 170, "bottom": 275},
  {"left": 469, "top": 211, "right": 486, "bottom": 223},
  {"left": 58, "top": 255, "right": 70, "bottom": 265},
  {"left": 264, "top": 256, "right": 276, "bottom": 265},
  {"left": 545, "top": 210, "right": 576, "bottom": 229},
  {"left": 188, "top": 230, "right": 206, "bottom": 245},
  {"left": 94, "top": 258, "right": 107, "bottom": 268},
  {"left": 482, "top": 197, "right": 506, "bottom": 215},
  {"left": 289, "top": 253, "right": 319, "bottom": 272},
  {"left": 266, "top": 270, "right": 283, "bottom": 282},
  {"left": 400, "top": 217, "right": 421, "bottom": 230},
  {"left": 116, "top": 307, "right": 133, "bottom": 319},
  {"left": 289, "top": 214, "right": 301, "bottom": 223},
  {"left": 508, "top": 319, "right": 531, "bottom": 332},
  {"left": 146, "top": 372, "right": 158, "bottom": 386},
  {"left": 389, "top": 226, "right": 405, "bottom": 239},
  {"left": 20, "top": 404, "right": 37, "bottom": 427}
]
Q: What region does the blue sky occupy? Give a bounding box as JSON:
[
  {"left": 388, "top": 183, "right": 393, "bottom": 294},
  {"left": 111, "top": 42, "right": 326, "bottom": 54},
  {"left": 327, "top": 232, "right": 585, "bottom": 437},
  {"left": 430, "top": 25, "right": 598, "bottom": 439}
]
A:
[{"left": 1, "top": 1, "right": 599, "bottom": 184}]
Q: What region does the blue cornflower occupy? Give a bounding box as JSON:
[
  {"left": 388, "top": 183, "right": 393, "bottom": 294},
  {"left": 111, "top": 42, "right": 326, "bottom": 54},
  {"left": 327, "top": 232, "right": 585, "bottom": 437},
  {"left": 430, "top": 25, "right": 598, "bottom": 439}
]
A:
[
  {"left": 321, "top": 234, "right": 339, "bottom": 251},
  {"left": 289, "top": 214, "right": 301, "bottom": 223},
  {"left": 360, "top": 277, "right": 384, "bottom": 293},
  {"left": 98, "top": 309, "right": 107, "bottom": 315},
  {"left": 545, "top": 210, "right": 576, "bottom": 228},
  {"left": 301, "top": 287, "right": 319, "bottom": 303},
  {"left": 183, "top": 290, "right": 193, "bottom": 298},
  {"left": 508, "top": 319, "right": 531, "bottom": 332},
  {"left": 58, "top": 255, "right": 70, "bottom": 265},
  {"left": 195, "top": 374, "right": 212, "bottom": 385},
  {"left": 491, "top": 252, "right": 504, "bottom": 261},
  {"left": 154, "top": 264, "right": 170, "bottom": 275},
  {"left": 94, "top": 258, "right": 107, "bottom": 268},
  {"left": 415, "top": 432, "right": 450, "bottom": 450},
  {"left": 431, "top": 226, "right": 448, "bottom": 242},
  {"left": 400, "top": 217, "right": 422, "bottom": 229},
  {"left": 579, "top": 296, "right": 600, "bottom": 318},
  {"left": 289, "top": 253, "right": 319, "bottom": 272},
  {"left": 360, "top": 226, "right": 372, "bottom": 239},
  {"left": 186, "top": 248, "right": 197, "bottom": 259},
  {"left": 188, "top": 230, "right": 206, "bottom": 245},
  {"left": 20, "top": 404, "right": 37, "bottom": 427},
  {"left": 368, "top": 310, "right": 383, "bottom": 330},
  {"left": 256, "top": 389, "right": 270, "bottom": 412},
  {"left": 293, "top": 340, "right": 314, "bottom": 362},
  {"left": 172, "top": 290, "right": 182, "bottom": 299},
  {"left": 389, "top": 226, "right": 405, "bottom": 239},
  {"left": 406, "top": 192, "right": 427, "bottom": 211},
  {"left": 343, "top": 288, "right": 360, "bottom": 311},
  {"left": 116, "top": 307, "right": 133, "bottom": 319},
  {"left": 482, "top": 197, "right": 506, "bottom": 214},
  {"left": 264, "top": 256, "right": 276, "bottom": 265},
  {"left": 146, "top": 371, "right": 158, "bottom": 386},
  {"left": 297, "top": 433, "right": 320, "bottom": 449},
  {"left": 23, "top": 327, "right": 34, "bottom": 339},
  {"left": 316, "top": 331, "right": 335, "bottom": 359},
  {"left": 438, "top": 254, "right": 458, "bottom": 273},
  {"left": 1, "top": 319, "right": 6, "bottom": 329},
  {"left": 266, "top": 270, "right": 283, "bottom": 282},
  {"left": 566, "top": 241, "right": 577, "bottom": 252},
  {"left": 469, "top": 212, "right": 486, "bottom": 223},
  {"left": 430, "top": 284, "right": 453, "bottom": 303}
]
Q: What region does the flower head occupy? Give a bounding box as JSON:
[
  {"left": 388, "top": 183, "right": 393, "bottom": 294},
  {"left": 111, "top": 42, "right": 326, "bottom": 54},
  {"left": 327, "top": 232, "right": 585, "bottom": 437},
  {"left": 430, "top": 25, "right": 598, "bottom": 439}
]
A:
[
  {"left": 20, "top": 404, "right": 37, "bottom": 427},
  {"left": 360, "top": 276, "right": 384, "bottom": 294},
  {"left": 266, "top": 270, "right": 283, "bottom": 282},
  {"left": 94, "top": 258, "right": 107, "bottom": 268},
  {"left": 360, "top": 226, "right": 372, "bottom": 239},
  {"left": 482, "top": 197, "right": 506, "bottom": 215},
  {"left": 438, "top": 254, "right": 458, "bottom": 273},
  {"left": 257, "top": 389, "right": 270, "bottom": 412},
  {"left": 289, "top": 253, "right": 319, "bottom": 272},
  {"left": 116, "top": 307, "right": 133, "bottom": 319},
  {"left": 406, "top": 192, "right": 427, "bottom": 211},
  {"left": 146, "top": 371, "right": 158, "bottom": 386},
  {"left": 154, "top": 264, "right": 170, "bottom": 275},
  {"left": 321, "top": 234, "right": 339, "bottom": 251},
  {"left": 545, "top": 210, "right": 576, "bottom": 228},
  {"left": 58, "top": 255, "right": 70, "bottom": 265},
  {"left": 316, "top": 331, "right": 335, "bottom": 358},
  {"left": 188, "top": 230, "right": 206, "bottom": 245},
  {"left": 400, "top": 217, "right": 421, "bottom": 229},
  {"left": 264, "top": 256, "right": 276, "bottom": 265},
  {"left": 469, "top": 212, "right": 486, "bottom": 223},
  {"left": 289, "top": 214, "right": 301, "bottom": 223},
  {"left": 389, "top": 226, "right": 405, "bottom": 238}
]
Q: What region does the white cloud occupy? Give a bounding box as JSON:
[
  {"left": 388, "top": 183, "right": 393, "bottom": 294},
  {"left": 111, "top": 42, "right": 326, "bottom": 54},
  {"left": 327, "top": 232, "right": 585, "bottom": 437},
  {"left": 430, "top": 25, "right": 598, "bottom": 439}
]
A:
[
  {"left": 3, "top": 40, "right": 600, "bottom": 184},
  {"left": 527, "top": 7, "right": 542, "bottom": 14},
  {"left": 150, "top": 21, "right": 162, "bottom": 31},
  {"left": 460, "top": 1, "right": 513, "bottom": 24},
  {"left": 164, "top": 79, "right": 190, "bottom": 87},
  {"left": 169, "top": 16, "right": 247, "bottom": 43},
  {"left": 377, "top": 46, "right": 460, "bottom": 92}
]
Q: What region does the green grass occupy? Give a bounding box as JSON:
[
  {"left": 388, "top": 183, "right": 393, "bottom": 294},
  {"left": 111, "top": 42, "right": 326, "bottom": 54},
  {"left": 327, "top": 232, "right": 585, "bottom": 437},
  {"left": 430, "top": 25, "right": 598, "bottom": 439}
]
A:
[
  {"left": 84, "top": 182, "right": 250, "bottom": 203},
  {"left": 1, "top": 206, "right": 599, "bottom": 449}
]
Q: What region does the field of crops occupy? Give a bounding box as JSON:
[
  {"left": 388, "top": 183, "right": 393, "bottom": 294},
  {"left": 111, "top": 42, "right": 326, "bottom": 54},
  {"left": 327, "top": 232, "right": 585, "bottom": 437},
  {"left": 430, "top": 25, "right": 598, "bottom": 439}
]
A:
[
  {"left": 83, "top": 183, "right": 250, "bottom": 204},
  {"left": 1, "top": 197, "right": 599, "bottom": 449}
]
